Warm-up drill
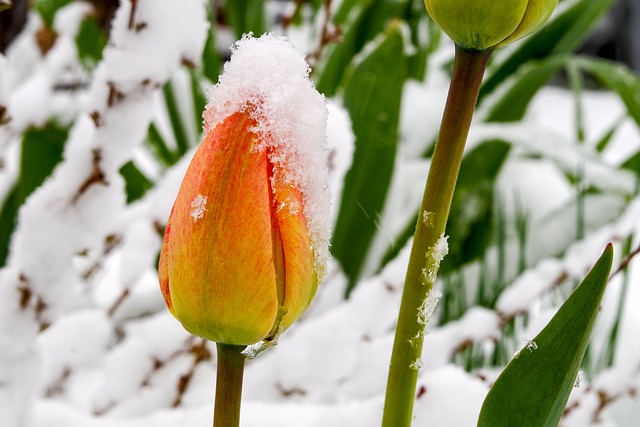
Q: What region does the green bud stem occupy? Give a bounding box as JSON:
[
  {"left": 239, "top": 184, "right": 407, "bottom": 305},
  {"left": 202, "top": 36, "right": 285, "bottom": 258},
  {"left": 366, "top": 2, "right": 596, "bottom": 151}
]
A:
[
  {"left": 213, "top": 343, "right": 247, "bottom": 427},
  {"left": 381, "top": 46, "right": 492, "bottom": 426}
]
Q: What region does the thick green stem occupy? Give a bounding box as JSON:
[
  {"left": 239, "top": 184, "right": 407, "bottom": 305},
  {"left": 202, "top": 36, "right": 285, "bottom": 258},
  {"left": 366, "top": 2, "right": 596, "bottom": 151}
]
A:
[
  {"left": 381, "top": 46, "right": 492, "bottom": 426},
  {"left": 213, "top": 343, "right": 246, "bottom": 427}
]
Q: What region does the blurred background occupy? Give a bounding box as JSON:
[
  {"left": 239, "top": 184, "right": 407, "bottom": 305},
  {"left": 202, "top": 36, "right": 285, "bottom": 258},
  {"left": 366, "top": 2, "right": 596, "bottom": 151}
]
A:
[{"left": 1, "top": 0, "right": 640, "bottom": 426}]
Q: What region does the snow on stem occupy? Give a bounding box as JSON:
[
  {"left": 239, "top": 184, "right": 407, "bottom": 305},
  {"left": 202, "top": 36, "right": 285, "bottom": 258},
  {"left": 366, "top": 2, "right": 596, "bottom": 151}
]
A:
[{"left": 381, "top": 46, "right": 492, "bottom": 426}]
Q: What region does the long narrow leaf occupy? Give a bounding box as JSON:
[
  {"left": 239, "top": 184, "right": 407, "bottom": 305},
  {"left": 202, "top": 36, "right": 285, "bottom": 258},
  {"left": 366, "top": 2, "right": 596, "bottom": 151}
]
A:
[
  {"left": 224, "top": 0, "right": 267, "bottom": 39},
  {"left": 576, "top": 57, "right": 640, "bottom": 128},
  {"left": 478, "top": 244, "right": 614, "bottom": 427},
  {"left": 485, "top": 56, "right": 566, "bottom": 122},
  {"left": 332, "top": 21, "right": 406, "bottom": 293},
  {"left": 480, "top": 0, "right": 615, "bottom": 103}
]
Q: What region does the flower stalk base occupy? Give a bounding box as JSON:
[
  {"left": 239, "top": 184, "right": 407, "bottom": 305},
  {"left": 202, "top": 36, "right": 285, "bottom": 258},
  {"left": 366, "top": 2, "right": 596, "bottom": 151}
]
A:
[
  {"left": 381, "top": 46, "right": 493, "bottom": 426},
  {"left": 213, "top": 343, "right": 246, "bottom": 427}
]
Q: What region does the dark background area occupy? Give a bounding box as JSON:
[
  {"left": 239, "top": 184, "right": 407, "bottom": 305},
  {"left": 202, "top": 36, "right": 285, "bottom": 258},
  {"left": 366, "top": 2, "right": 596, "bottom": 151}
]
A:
[{"left": 580, "top": 0, "right": 640, "bottom": 71}]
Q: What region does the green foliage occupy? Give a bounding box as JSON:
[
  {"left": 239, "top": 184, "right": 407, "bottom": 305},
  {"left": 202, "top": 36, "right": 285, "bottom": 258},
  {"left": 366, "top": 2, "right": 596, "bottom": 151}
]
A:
[
  {"left": 224, "top": 0, "right": 267, "bottom": 39},
  {"left": 480, "top": 0, "right": 615, "bottom": 104},
  {"left": 314, "top": 0, "right": 412, "bottom": 96},
  {"left": 331, "top": 21, "right": 407, "bottom": 292},
  {"left": 201, "top": 23, "right": 222, "bottom": 83},
  {"left": 0, "top": 122, "right": 68, "bottom": 266},
  {"left": 444, "top": 139, "right": 511, "bottom": 270},
  {"left": 478, "top": 245, "right": 614, "bottom": 427},
  {"left": 2, "top": 0, "right": 638, "bottom": 421},
  {"left": 145, "top": 123, "right": 178, "bottom": 167},
  {"left": 576, "top": 57, "right": 640, "bottom": 128},
  {"left": 76, "top": 17, "right": 108, "bottom": 70},
  {"left": 485, "top": 56, "right": 566, "bottom": 122},
  {"left": 119, "top": 161, "right": 153, "bottom": 204},
  {"left": 35, "top": 0, "right": 73, "bottom": 25},
  {"left": 0, "top": 188, "right": 18, "bottom": 267},
  {"left": 162, "top": 80, "right": 190, "bottom": 156}
]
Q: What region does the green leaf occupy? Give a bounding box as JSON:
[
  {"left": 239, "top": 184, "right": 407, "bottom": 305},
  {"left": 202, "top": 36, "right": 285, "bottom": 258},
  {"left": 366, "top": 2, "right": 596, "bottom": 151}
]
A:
[
  {"left": 620, "top": 150, "right": 640, "bottom": 177},
  {"left": 162, "top": 81, "right": 190, "bottom": 156},
  {"left": 480, "top": 0, "right": 615, "bottom": 104},
  {"left": 76, "top": 16, "right": 107, "bottom": 71},
  {"left": 314, "top": 0, "right": 409, "bottom": 96},
  {"left": 19, "top": 123, "right": 67, "bottom": 204},
  {"left": 576, "top": 57, "right": 640, "bottom": 128},
  {"left": 478, "top": 244, "right": 614, "bottom": 427},
  {"left": 332, "top": 21, "right": 406, "bottom": 293},
  {"left": 485, "top": 56, "right": 566, "bottom": 122},
  {"left": 190, "top": 70, "right": 207, "bottom": 135},
  {"left": 35, "top": 0, "right": 73, "bottom": 26},
  {"left": 379, "top": 140, "right": 511, "bottom": 275},
  {"left": 145, "top": 123, "right": 177, "bottom": 167},
  {"left": 119, "top": 161, "right": 153, "bottom": 203},
  {"left": 314, "top": 0, "right": 376, "bottom": 97},
  {"left": 0, "top": 187, "right": 19, "bottom": 267},
  {"left": 224, "top": 0, "right": 267, "bottom": 39},
  {"left": 406, "top": 14, "right": 441, "bottom": 82},
  {"left": 201, "top": 22, "right": 222, "bottom": 83},
  {"left": 0, "top": 122, "right": 68, "bottom": 266},
  {"left": 444, "top": 139, "right": 511, "bottom": 270}
]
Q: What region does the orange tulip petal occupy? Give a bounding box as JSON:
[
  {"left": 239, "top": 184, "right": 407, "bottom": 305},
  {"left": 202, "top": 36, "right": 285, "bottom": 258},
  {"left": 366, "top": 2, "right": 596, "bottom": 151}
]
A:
[
  {"left": 166, "top": 111, "right": 279, "bottom": 345},
  {"left": 158, "top": 207, "right": 175, "bottom": 315},
  {"left": 272, "top": 180, "right": 317, "bottom": 332}
]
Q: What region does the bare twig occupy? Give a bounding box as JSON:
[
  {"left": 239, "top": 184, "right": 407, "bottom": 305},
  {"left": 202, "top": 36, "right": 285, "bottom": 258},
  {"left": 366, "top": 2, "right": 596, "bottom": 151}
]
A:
[
  {"left": 107, "top": 288, "right": 130, "bottom": 318},
  {"left": 308, "top": 0, "right": 341, "bottom": 69},
  {"left": 141, "top": 336, "right": 196, "bottom": 387},
  {"left": 17, "top": 272, "right": 31, "bottom": 309},
  {"left": 280, "top": 0, "right": 306, "bottom": 30},
  {"left": 609, "top": 243, "right": 640, "bottom": 279},
  {"left": 71, "top": 148, "right": 108, "bottom": 204},
  {"left": 15, "top": 273, "right": 48, "bottom": 329},
  {"left": 172, "top": 339, "right": 212, "bottom": 407},
  {"left": 45, "top": 367, "right": 72, "bottom": 397},
  {"left": 128, "top": 0, "right": 138, "bottom": 30},
  {"left": 107, "top": 82, "right": 125, "bottom": 107},
  {"left": 82, "top": 233, "right": 122, "bottom": 281}
]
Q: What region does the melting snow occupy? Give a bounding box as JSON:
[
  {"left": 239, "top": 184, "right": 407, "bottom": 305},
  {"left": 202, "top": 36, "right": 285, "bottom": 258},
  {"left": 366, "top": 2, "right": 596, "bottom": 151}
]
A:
[{"left": 189, "top": 194, "right": 207, "bottom": 222}]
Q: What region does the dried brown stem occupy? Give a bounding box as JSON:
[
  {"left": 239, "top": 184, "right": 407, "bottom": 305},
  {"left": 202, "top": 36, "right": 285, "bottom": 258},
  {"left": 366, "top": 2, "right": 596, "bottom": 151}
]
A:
[
  {"left": 307, "top": 0, "right": 341, "bottom": 69},
  {"left": 71, "top": 148, "right": 108, "bottom": 204},
  {"left": 128, "top": 0, "right": 138, "bottom": 30},
  {"left": 610, "top": 242, "right": 640, "bottom": 279},
  {"left": 173, "top": 339, "right": 212, "bottom": 407},
  {"left": 107, "top": 288, "right": 130, "bottom": 318}
]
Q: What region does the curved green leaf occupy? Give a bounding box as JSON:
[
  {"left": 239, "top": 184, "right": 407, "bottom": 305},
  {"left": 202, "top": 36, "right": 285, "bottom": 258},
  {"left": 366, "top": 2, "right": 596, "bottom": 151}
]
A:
[
  {"left": 485, "top": 56, "right": 566, "bottom": 122},
  {"left": 478, "top": 244, "right": 614, "bottom": 427},
  {"left": 480, "top": 0, "right": 615, "bottom": 104},
  {"left": 314, "top": 0, "right": 410, "bottom": 96},
  {"left": 332, "top": 21, "right": 406, "bottom": 293},
  {"left": 576, "top": 57, "right": 640, "bottom": 128},
  {"left": 1, "top": 122, "right": 67, "bottom": 266}
]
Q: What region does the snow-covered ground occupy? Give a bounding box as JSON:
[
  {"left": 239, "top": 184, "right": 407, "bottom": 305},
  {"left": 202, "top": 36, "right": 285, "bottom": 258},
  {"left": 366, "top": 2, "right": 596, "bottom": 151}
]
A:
[{"left": 1, "top": 1, "right": 639, "bottom": 426}]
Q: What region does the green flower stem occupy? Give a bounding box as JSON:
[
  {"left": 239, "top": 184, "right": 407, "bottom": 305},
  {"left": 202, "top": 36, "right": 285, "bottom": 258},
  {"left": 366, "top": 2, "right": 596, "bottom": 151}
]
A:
[
  {"left": 213, "top": 343, "right": 247, "bottom": 427},
  {"left": 381, "top": 46, "right": 492, "bottom": 426}
]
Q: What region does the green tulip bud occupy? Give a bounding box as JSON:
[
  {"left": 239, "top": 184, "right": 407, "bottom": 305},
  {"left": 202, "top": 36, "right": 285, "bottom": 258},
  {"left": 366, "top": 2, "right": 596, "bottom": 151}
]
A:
[{"left": 424, "top": 0, "right": 559, "bottom": 50}]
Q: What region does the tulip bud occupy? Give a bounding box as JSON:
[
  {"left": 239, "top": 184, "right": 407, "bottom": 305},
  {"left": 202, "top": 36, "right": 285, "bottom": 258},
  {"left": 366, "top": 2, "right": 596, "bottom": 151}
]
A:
[
  {"left": 424, "top": 0, "right": 559, "bottom": 50},
  {"left": 159, "top": 35, "right": 330, "bottom": 346}
]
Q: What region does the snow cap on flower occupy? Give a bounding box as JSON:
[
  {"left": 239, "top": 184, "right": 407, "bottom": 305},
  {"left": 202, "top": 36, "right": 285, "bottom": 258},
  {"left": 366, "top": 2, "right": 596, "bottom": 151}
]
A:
[
  {"left": 204, "top": 34, "right": 331, "bottom": 278},
  {"left": 159, "top": 34, "right": 331, "bottom": 346},
  {"left": 424, "top": 0, "right": 559, "bottom": 50}
]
